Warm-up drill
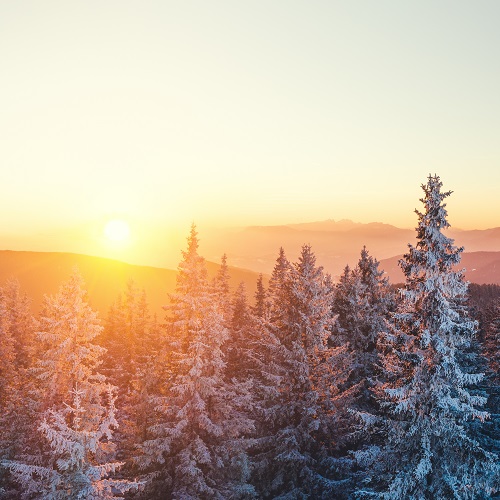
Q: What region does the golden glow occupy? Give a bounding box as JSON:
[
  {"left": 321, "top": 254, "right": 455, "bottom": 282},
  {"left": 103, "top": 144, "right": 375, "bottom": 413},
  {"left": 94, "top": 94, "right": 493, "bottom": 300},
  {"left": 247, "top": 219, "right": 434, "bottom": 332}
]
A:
[
  {"left": 1, "top": 2, "right": 499, "bottom": 245},
  {"left": 104, "top": 219, "right": 131, "bottom": 243}
]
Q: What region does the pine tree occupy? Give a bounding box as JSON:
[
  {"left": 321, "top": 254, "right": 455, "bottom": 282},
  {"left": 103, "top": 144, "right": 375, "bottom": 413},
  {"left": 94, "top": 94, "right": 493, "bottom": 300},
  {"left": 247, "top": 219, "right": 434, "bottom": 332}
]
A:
[
  {"left": 474, "top": 297, "right": 500, "bottom": 464},
  {"left": 0, "top": 288, "right": 17, "bottom": 461},
  {"left": 365, "top": 175, "right": 499, "bottom": 499},
  {"left": 102, "top": 279, "right": 151, "bottom": 390},
  {"left": 4, "top": 386, "right": 141, "bottom": 499},
  {"left": 3, "top": 270, "right": 140, "bottom": 498},
  {"left": 3, "top": 279, "right": 37, "bottom": 372},
  {"left": 253, "top": 245, "right": 340, "bottom": 498},
  {"left": 225, "top": 282, "right": 254, "bottom": 382},
  {"left": 140, "top": 225, "right": 254, "bottom": 498},
  {"left": 0, "top": 280, "right": 38, "bottom": 463},
  {"left": 101, "top": 280, "right": 158, "bottom": 467},
  {"left": 266, "top": 247, "right": 292, "bottom": 343},
  {"left": 251, "top": 274, "right": 266, "bottom": 320},
  {"left": 34, "top": 270, "right": 107, "bottom": 412},
  {"left": 224, "top": 279, "right": 289, "bottom": 499},
  {"left": 482, "top": 300, "right": 500, "bottom": 385},
  {"left": 466, "top": 285, "right": 500, "bottom": 460},
  {"left": 332, "top": 248, "right": 394, "bottom": 424},
  {"left": 213, "top": 254, "right": 231, "bottom": 305}
]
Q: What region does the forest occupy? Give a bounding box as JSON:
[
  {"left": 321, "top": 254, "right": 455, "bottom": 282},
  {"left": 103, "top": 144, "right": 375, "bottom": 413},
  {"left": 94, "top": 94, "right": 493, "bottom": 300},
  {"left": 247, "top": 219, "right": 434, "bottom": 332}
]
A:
[{"left": 0, "top": 175, "right": 499, "bottom": 499}]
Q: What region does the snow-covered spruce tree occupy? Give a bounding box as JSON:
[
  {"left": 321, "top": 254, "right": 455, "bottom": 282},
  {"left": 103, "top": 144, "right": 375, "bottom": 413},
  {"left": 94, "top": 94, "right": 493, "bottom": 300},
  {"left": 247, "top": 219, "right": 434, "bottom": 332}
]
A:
[
  {"left": 225, "top": 280, "right": 281, "bottom": 414},
  {"left": 222, "top": 281, "right": 275, "bottom": 495},
  {"left": 140, "top": 225, "right": 254, "bottom": 499},
  {"left": 2, "top": 279, "right": 37, "bottom": 374},
  {"left": 481, "top": 301, "right": 500, "bottom": 458},
  {"left": 102, "top": 292, "right": 127, "bottom": 388},
  {"left": 212, "top": 253, "right": 233, "bottom": 324},
  {"left": 228, "top": 274, "right": 291, "bottom": 499},
  {"left": 482, "top": 299, "right": 500, "bottom": 385},
  {"left": 266, "top": 247, "right": 292, "bottom": 343},
  {"left": 363, "top": 175, "right": 499, "bottom": 499},
  {"left": 34, "top": 270, "right": 107, "bottom": 411},
  {"left": 467, "top": 285, "right": 500, "bottom": 459},
  {"left": 0, "top": 281, "right": 40, "bottom": 498},
  {"left": 330, "top": 247, "right": 394, "bottom": 460},
  {"left": 5, "top": 386, "right": 140, "bottom": 499},
  {"left": 3, "top": 270, "right": 140, "bottom": 498},
  {"left": 225, "top": 282, "right": 255, "bottom": 382},
  {"left": 253, "top": 244, "right": 341, "bottom": 498},
  {"left": 0, "top": 280, "right": 38, "bottom": 474},
  {"left": 101, "top": 280, "right": 157, "bottom": 466},
  {"left": 355, "top": 246, "right": 394, "bottom": 355},
  {"left": 332, "top": 248, "right": 393, "bottom": 396},
  {"left": 0, "top": 288, "right": 17, "bottom": 462},
  {"left": 251, "top": 274, "right": 266, "bottom": 320}
]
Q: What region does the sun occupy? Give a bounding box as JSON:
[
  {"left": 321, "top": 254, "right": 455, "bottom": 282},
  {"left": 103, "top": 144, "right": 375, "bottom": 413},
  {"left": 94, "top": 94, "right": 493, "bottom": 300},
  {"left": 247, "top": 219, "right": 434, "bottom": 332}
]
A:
[{"left": 104, "top": 219, "right": 131, "bottom": 243}]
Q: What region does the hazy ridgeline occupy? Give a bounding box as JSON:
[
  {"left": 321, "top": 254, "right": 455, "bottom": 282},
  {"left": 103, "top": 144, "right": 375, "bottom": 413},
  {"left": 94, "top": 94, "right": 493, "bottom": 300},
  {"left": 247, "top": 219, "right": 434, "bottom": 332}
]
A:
[{"left": 1, "top": 176, "right": 499, "bottom": 499}]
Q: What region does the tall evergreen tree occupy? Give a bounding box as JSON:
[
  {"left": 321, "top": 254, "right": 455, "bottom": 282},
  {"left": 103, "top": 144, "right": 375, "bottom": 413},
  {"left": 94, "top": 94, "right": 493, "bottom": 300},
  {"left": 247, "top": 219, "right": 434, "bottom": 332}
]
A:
[
  {"left": 267, "top": 247, "right": 293, "bottom": 343},
  {"left": 102, "top": 279, "right": 151, "bottom": 390},
  {"left": 213, "top": 254, "right": 231, "bottom": 304},
  {"left": 482, "top": 300, "right": 500, "bottom": 385},
  {"left": 140, "top": 225, "right": 254, "bottom": 498},
  {"left": 0, "top": 289, "right": 17, "bottom": 462},
  {"left": 252, "top": 274, "right": 266, "bottom": 320},
  {"left": 3, "top": 279, "right": 37, "bottom": 373},
  {"left": 4, "top": 386, "right": 141, "bottom": 499},
  {"left": 224, "top": 278, "right": 288, "bottom": 499},
  {"left": 364, "top": 175, "right": 499, "bottom": 499},
  {"left": 466, "top": 285, "right": 500, "bottom": 459},
  {"left": 0, "top": 280, "right": 38, "bottom": 464},
  {"left": 225, "top": 282, "right": 255, "bottom": 382},
  {"left": 34, "top": 270, "right": 106, "bottom": 411},
  {"left": 3, "top": 271, "right": 140, "bottom": 498},
  {"left": 102, "top": 281, "right": 161, "bottom": 474},
  {"left": 254, "top": 245, "right": 341, "bottom": 498},
  {"left": 332, "top": 248, "right": 394, "bottom": 414}
]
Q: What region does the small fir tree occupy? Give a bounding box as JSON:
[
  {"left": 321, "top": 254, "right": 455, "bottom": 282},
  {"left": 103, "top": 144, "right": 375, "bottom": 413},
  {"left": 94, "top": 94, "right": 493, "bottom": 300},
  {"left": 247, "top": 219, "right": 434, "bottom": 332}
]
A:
[{"left": 251, "top": 274, "right": 266, "bottom": 320}]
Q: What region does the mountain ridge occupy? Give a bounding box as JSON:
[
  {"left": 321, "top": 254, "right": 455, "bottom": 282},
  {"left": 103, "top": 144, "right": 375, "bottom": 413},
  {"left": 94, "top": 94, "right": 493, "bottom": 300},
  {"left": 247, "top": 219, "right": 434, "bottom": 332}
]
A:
[
  {"left": 379, "top": 251, "right": 500, "bottom": 285},
  {"left": 0, "top": 250, "right": 263, "bottom": 318},
  {"left": 201, "top": 220, "right": 500, "bottom": 276}
]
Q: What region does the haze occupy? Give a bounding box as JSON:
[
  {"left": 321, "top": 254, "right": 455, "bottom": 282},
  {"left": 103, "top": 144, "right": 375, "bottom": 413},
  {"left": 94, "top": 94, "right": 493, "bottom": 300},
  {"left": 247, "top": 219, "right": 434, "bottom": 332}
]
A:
[{"left": 1, "top": 1, "right": 499, "bottom": 267}]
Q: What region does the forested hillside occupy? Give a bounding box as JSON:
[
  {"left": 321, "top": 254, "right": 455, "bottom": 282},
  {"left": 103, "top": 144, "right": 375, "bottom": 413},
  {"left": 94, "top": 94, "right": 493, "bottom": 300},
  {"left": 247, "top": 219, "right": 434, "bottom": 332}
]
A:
[{"left": 1, "top": 176, "right": 499, "bottom": 498}]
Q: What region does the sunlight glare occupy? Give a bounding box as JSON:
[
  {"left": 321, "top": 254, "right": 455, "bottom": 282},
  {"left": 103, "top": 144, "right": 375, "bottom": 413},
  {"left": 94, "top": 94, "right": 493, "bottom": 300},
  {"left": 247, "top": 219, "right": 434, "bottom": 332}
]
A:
[{"left": 104, "top": 219, "right": 131, "bottom": 243}]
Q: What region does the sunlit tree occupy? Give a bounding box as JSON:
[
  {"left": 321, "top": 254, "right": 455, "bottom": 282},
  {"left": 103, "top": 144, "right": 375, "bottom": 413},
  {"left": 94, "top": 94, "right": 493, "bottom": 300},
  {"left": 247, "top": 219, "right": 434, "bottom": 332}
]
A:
[
  {"left": 332, "top": 247, "right": 394, "bottom": 413},
  {"left": 253, "top": 245, "right": 341, "bottom": 498},
  {"left": 3, "top": 270, "right": 140, "bottom": 498},
  {"left": 251, "top": 274, "right": 266, "bottom": 320},
  {"left": 0, "top": 280, "right": 38, "bottom": 468},
  {"left": 364, "top": 175, "right": 500, "bottom": 498},
  {"left": 140, "top": 225, "right": 254, "bottom": 498},
  {"left": 102, "top": 280, "right": 163, "bottom": 476},
  {"left": 0, "top": 289, "right": 16, "bottom": 462}
]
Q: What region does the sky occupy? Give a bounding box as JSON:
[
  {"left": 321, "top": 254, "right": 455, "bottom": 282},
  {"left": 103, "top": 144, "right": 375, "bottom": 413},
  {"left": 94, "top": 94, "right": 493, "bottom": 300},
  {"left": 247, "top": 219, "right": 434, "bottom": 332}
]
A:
[{"left": 1, "top": 1, "right": 499, "bottom": 265}]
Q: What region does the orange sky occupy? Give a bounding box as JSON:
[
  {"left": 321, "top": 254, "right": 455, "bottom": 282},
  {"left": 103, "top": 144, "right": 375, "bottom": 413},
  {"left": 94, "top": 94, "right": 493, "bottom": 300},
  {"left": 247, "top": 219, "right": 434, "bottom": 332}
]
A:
[{"left": 1, "top": 1, "right": 499, "bottom": 266}]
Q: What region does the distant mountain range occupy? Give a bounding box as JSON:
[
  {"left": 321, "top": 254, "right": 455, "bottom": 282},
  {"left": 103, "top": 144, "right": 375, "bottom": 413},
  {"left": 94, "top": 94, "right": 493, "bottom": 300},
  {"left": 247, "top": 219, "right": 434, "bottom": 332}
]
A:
[
  {"left": 200, "top": 220, "right": 500, "bottom": 280},
  {"left": 0, "top": 221, "right": 498, "bottom": 318},
  {"left": 0, "top": 250, "right": 262, "bottom": 317},
  {"left": 380, "top": 251, "right": 500, "bottom": 285}
]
